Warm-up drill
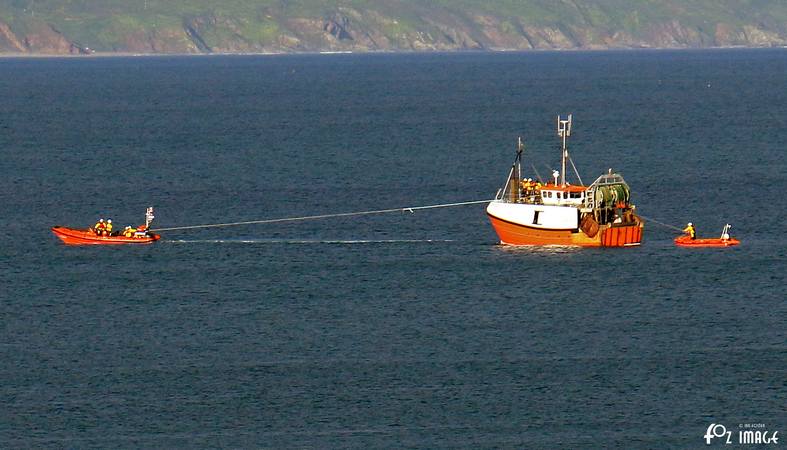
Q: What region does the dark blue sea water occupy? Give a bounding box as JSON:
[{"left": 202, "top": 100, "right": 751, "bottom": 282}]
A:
[{"left": 1, "top": 50, "right": 785, "bottom": 448}]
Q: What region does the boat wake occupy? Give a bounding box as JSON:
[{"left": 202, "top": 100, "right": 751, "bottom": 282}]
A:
[{"left": 496, "top": 244, "right": 583, "bottom": 254}]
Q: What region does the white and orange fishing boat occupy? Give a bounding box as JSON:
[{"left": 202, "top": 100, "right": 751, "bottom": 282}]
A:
[{"left": 487, "top": 115, "right": 644, "bottom": 247}]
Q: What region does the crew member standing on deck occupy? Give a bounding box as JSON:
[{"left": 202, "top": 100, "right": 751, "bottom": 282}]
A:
[
  {"left": 105, "top": 219, "right": 113, "bottom": 236},
  {"left": 683, "top": 222, "right": 696, "bottom": 240}
]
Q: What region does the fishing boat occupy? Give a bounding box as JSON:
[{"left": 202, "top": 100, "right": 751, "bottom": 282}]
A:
[
  {"left": 674, "top": 224, "right": 740, "bottom": 247},
  {"left": 52, "top": 207, "right": 159, "bottom": 245},
  {"left": 486, "top": 115, "right": 644, "bottom": 247}
]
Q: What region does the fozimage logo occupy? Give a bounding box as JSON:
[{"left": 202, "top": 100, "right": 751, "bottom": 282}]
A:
[
  {"left": 705, "top": 424, "right": 733, "bottom": 444},
  {"left": 704, "top": 423, "right": 780, "bottom": 445}
]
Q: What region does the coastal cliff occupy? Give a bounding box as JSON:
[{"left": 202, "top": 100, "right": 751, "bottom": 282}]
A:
[{"left": 1, "top": 1, "right": 786, "bottom": 55}]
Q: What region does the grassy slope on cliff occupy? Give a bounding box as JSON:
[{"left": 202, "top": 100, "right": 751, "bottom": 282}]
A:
[{"left": 1, "top": 0, "right": 787, "bottom": 53}]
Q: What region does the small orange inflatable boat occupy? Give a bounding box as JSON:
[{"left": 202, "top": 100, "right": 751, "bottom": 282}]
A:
[
  {"left": 52, "top": 207, "right": 159, "bottom": 246},
  {"left": 674, "top": 223, "right": 739, "bottom": 248},
  {"left": 674, "top": 235, "right": 740, "bottom": 247},
  {"left": 51, "top": 226, "right": 160, "bottom": 245}
]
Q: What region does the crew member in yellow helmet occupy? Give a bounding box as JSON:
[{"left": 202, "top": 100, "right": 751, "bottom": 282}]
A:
[
  {"left": 93, "top": 218, "right": 105, "bottom": 235},
  {"left": 683, "top": 222, "right": 696, "bottom": 240}
]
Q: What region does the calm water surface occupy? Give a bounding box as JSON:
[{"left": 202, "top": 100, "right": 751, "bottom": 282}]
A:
[{"left": 1, "top": 50, "right": 785, "bottom": 448}]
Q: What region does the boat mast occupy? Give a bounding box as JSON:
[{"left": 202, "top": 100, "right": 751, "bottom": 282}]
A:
[
  {"left": 557, "top": 114, "right": 572, "bottom": 187},
  {"left": 145, "top": 207, "right": 155, "bottom": 228},
  {"left": 516, "top": 136, "right": 523, "bottom": 183},
  {"left": 499, "top": 138, "right": 525, "bottom": 201}
]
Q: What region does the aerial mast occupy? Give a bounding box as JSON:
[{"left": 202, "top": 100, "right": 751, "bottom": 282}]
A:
[
  {"left": 557, "top": 114, "right": 572, "bottom": 187},
  {"left": 517, "top": 136, "right": 524, "bottom": 182}
]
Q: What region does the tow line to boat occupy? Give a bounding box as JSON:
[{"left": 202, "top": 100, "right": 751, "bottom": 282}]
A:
[
  {"left": 150, "top": 199, "right": 494, "bottom": 233},
  {"left": 635, "top": 214, "right": 685, "bottom": 232},
  {"left": 150, "top": 201, "right": 687, "bottom": 234}
]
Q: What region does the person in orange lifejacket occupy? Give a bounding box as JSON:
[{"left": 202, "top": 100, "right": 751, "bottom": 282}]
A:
[
  {"left": 521, "top": 178, "right": 534, "bottom": 196},
  {"left": 683, "top": 222, "right": 696, "bottom": 239},
  {"left": 94, "top": 218, "right": 106, "bottom": 235},
  {"left": 520, "top": 179, "right": 529, "bottom": 195}
]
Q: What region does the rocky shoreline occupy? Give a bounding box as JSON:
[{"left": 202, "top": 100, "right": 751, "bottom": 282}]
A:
[
  {"left": 2, "top": 46, "right": 786, "bottom": 60},
  {"left": 2, "top": 7, "right": 786, "bottom": 56}
]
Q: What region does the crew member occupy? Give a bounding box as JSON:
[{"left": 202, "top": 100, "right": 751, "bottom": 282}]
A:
[
  {"left": 94, "top": 218, "right": 105, "bottom": 235},
  {"left": 123, "top": 226, "right": 134, "bottom": 238},
  {"left": 683, "top": 222, "right": 696, "bottom": 240},
  {"left": 105, "top": 219, "right": 113, "bottom": 236}
]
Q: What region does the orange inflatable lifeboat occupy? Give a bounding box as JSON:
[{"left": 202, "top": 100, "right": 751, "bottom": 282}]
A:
[
  {"left": 51, "top": 226, "right": 160, "bottom": 245},
  {"left": 52, "top": 207, "right": 160, "bottom": 246},
  {"left": 674, "top": 224, "right": 740, "bottom": 248}
]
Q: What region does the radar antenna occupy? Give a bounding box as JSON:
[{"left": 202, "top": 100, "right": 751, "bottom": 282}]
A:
[
  {"left": 145, "top": 207, "right": 155, "bottom": 228},
  {"left": 557, "top": 114, "right": 572, "bottom": 186}
]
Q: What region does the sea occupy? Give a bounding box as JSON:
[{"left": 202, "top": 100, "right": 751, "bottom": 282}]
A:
[{"left": 1, "top": 49, "right": 785, "bottom": 448}]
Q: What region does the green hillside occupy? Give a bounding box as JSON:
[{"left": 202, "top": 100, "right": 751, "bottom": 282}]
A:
[{"left": 1, "top": 0, "right": 786, "bottom": 54}]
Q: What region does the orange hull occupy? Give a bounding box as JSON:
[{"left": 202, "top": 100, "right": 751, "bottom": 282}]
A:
[
  {"left": 51, "top": 226, "right": 160, "bottom": 245},
  {"left": 674, "top": 235, "right": 740, "bottom": 247},
  {"left": 487, "top": 214, "right": 643, "bottom": 247},
  {"left": 600, "top": 224, "right": 644, "bottom": 247}
]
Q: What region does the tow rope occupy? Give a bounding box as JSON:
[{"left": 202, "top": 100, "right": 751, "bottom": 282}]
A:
[
  {"left": 151, "top": 199, "right": 493, "bottom": 233},
  {"left": 636, "top": 213, "right": 684, "bottom": 232}
]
